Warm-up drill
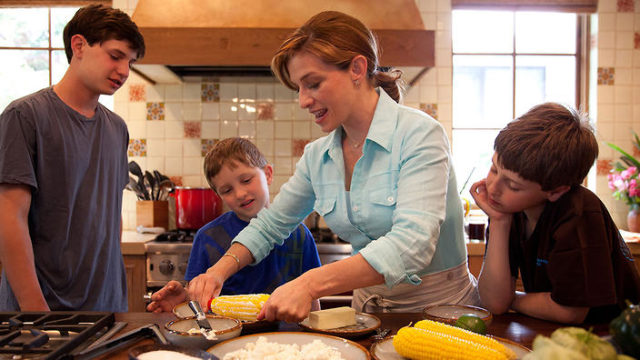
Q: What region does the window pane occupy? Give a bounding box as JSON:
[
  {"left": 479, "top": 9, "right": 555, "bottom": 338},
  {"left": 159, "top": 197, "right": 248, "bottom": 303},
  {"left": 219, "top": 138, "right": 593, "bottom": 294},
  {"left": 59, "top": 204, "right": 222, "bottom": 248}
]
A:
[
  {"left": 51, "top": 7, "right": 79, "bottom": 48},
  {"left": 515, "top": 12, "right": 576, "bottom": 54},
  {"left": 452, "top": 129, "right": 499, "bottom": 195},
  {"left": 453, "top": 55, "right": 513, "bottom": 128},
  {"left": 452, "top": 10, "right": 513, "bottom": 53},
  {"left": 52, "top": 50, "right": 68, "bottom": 84},
  {"left": 0, "top": 50, "right": 49, "bottom": 112},
  {"left": 0, "top": 8, "right": 48, "bottom": 47},
  {"left": 515, "top": 55, "right": 576, "bottom": 116}
]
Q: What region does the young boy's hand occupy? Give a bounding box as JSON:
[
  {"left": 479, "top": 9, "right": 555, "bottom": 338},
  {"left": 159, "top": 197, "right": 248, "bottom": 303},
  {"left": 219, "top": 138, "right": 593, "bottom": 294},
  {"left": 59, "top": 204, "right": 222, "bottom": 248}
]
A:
[
  {"left": 146, "top": 280, "right": 187, "bottom": 313},
  {"left": 186, "top": 271, "right": 225, "bottom": 312},
  {"left": 469, "top": 179, "right": 511, "bottom": 221}
]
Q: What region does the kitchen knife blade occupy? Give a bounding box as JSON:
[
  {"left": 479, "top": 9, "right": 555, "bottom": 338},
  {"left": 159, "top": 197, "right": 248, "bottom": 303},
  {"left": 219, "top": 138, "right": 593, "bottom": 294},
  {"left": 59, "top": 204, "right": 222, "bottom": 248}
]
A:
[{"left": 188, "top": 300, "right": 216, "bottom": 339}]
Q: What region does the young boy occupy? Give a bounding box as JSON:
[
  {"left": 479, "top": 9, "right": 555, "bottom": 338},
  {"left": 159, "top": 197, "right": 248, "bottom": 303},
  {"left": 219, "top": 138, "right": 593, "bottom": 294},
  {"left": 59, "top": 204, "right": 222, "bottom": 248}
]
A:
[
  {"left": 0, "top": 5, "right": 144, "bottom": 311},
  {"left": 147, "top": 138, "right": 321, "bottom": 312},
  {"left": 470, "top": 102, "right": 640, "bottom": 324}
]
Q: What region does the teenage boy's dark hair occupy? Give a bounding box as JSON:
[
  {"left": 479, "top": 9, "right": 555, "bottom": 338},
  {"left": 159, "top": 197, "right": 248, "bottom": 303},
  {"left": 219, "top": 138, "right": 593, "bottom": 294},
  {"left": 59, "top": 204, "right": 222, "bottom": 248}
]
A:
[
  {"left": 494, "top": 102, "right": 598, "bottom": 191},
  {"left": 63, "top": 4, "right": 145, "bottom": 63},
  {"left": 204, "top": 138, "right": 268, "bottom": 191}
]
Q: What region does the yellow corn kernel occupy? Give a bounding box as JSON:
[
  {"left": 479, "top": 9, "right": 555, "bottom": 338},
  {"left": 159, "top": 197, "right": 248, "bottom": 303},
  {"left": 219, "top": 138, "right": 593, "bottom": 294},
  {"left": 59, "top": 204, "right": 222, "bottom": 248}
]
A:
[
  {"left": 393, "top": 326, "right": 515, "bottom": 360},
  {"left": 208, "top": 294, "right": 269, "bottom": 321},
  {"left": 414, "top": 319, "right": 516, "bottom": 359}
]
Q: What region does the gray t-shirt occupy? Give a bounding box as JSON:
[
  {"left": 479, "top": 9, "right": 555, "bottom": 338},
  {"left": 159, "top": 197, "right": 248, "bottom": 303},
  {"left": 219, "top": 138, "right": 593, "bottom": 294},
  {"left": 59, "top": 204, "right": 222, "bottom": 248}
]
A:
[{"left": 0, "top": 87, "right": 129, "bottom": 311}]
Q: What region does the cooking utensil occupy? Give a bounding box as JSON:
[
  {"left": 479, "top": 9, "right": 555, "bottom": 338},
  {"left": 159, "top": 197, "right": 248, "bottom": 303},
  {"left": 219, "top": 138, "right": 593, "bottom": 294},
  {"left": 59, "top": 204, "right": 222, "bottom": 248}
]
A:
[
  {"left": 144, "top": 171, "right": 156, "bottom": 200},
  {"left": 189, "top": 301, "right": 215, "bottom": 336},
  {"left": 125, "top": 177, "right": 145, "bottom": 200},
  {"left": 128, "top": 161, "right": 150, "bottom": 200}
]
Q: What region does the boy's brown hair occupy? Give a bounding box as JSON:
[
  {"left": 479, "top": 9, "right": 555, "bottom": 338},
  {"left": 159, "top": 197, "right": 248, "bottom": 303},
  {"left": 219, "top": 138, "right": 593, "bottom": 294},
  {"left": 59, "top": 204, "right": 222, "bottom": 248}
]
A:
[
  {"left": 494, "top": 102, "right": 598, "bottom": 191},
  {"left": 63, "top": 4, "right": 145, "bottom": 63},
  {"left": 204, "top": 138, "right": 268, "bottom": 191}
]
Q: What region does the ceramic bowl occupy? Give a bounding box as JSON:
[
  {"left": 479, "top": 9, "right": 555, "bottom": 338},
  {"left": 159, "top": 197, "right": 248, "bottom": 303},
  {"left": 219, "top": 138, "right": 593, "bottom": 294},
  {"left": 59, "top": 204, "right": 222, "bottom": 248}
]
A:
[
  {"left": 422, "top": 304, "right": 492, "bottom": 326},
  {"left": 164, "top": 315, "right": 242, "bottom": 350},
  {"left": 128, "top": 343, "right": 218, "bottom": 359},
  {"left": 173, "top": 301, "right": 277, "bottom": 334}
]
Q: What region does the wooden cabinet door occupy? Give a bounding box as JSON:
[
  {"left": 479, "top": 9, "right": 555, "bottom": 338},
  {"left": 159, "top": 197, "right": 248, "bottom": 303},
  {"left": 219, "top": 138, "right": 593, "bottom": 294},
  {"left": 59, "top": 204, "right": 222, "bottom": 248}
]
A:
[{"left": 123, "top": 255, "right": 146, "bottom": 312}]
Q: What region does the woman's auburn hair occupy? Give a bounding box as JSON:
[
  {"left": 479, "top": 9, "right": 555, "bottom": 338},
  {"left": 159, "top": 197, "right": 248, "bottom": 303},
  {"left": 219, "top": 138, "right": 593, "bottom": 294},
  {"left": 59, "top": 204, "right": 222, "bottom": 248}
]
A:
[{"left": 270, "top": 10, "right": 403, "bottom": 103}]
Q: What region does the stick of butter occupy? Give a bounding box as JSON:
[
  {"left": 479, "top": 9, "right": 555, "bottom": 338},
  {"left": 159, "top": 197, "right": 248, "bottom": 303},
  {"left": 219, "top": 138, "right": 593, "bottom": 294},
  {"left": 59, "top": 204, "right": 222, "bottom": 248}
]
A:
[{"left": 308, "top": 306, "right": 357, "bottom": 330}]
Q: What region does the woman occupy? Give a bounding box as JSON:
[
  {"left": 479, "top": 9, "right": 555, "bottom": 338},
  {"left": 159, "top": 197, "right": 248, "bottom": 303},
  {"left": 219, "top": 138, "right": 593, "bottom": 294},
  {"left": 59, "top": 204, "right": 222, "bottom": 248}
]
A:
[{"left": 187, "top": 10, "right": 479, "bottom": 322}]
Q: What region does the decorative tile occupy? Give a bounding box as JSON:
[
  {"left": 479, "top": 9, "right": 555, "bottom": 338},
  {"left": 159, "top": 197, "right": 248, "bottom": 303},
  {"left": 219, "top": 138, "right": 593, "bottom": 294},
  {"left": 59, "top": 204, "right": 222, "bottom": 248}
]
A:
[
  {"left": 635, "top": 32, "right": 640, "bottom": 49},
  {"left": 597, "top": 67, "right": 615, "bottom": 85},
  {"left": 257, "top": 102, "right": 275, "bottom": 120},
  {"left": 146, "top": 102, "right": 165, "bottom": 120},
  {"left": 419, "top": 103, "right": 438, "bottom": 120},
  {"left": 129, "top": 84, "right": 146, "bottom": 102},
  {"left": 201, "top": 82, "right": 220, "bottom": 102},
  {"left": 292, "top": 139, "right": 310, "bottom": 157},
  {"left": 184, "top": 121, "right": 202, "bottom": 138},
  {"left": 201, "top": 139, "right": 218, "bottom": 157},
  {"left": 170, "top": 176, "right": 183, "bottom": 187},
  {"left": 128, "top": 139, "right": 147, "bottom": 157},
  {"left": 617, "top": 0, "right": 634, "bottom": 12},
  {"left": 634, "top": 147, "right": 640, "bottom": 158},
  {"left": 596, "top": 159, "right": 612, "bottom": 175}
]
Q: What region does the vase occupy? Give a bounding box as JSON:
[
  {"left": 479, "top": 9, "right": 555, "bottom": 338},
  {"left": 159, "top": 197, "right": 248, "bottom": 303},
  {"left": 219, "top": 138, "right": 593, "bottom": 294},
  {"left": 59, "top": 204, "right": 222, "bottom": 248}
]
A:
[{"left": 628, "top": 209, "right": 640, "bottom": 233}]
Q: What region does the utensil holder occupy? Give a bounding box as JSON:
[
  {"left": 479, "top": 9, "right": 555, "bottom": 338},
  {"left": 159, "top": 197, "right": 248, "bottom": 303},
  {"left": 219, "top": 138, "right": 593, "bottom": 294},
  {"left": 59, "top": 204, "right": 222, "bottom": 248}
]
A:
[{"left": 136, "top": 200, "right": 169, "bottom": 229}]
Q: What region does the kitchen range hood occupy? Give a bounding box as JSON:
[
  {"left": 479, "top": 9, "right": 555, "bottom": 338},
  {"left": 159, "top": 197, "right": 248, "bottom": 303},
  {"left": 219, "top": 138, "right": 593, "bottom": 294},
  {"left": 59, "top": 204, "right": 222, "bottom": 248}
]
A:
[{"left": 131, "top": 0, "right": 434, "bottom": 85}]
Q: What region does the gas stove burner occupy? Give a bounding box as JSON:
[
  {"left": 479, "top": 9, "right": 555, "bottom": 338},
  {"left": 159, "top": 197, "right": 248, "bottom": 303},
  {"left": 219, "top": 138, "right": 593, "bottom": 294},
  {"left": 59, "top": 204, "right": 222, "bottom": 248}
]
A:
[
  {"left": 0, "top": 312, "right": 114, "bottom": 359},
  {"left": 154, "top": 229, "right": 196, "bottom": 243}
]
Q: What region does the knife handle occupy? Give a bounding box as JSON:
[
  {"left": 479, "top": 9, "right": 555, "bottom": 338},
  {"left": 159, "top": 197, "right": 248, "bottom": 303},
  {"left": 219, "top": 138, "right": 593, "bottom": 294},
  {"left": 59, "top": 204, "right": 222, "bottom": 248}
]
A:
[{"left": 189, "top": 300, "right": 206, "bottom": 320}]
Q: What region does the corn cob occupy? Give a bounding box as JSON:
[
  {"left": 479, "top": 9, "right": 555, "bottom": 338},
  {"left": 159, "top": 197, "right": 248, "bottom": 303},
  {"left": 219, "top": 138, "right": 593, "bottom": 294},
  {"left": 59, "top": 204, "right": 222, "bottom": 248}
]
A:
[
  {"left": 208, "top": 294, "right": 269, "bottom": 321},
  {"left": 414, "top": 319, "right": 516, "bottom": 358},
  {"left": 392, "top": 322, "right": 517, "bottom": 360}
]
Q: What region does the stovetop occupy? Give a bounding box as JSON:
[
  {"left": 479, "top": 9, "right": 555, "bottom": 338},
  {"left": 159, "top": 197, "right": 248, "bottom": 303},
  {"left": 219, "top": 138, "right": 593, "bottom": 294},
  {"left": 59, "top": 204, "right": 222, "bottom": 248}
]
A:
[
  {"left": 0, "top": 312, "right": 114, "bottom": 359},
  {"left": 146, "top": 230, "right": 197, "bottom": 253},
  {"left": 153, "top": 229, "right": 196, "bottom": 243}
]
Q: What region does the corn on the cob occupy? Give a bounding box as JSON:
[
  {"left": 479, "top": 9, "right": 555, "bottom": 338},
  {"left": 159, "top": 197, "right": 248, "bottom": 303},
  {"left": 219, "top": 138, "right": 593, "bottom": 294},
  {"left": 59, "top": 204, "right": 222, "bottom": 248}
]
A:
[
  {"left": 208, "top": 294, "right": 269, "bottom": 321},
  {"left": 414, "top": 319, "right": 516, "bottom": 358},
  {"left": 392, "top": 322, "right": 517, "bottom": 360}
]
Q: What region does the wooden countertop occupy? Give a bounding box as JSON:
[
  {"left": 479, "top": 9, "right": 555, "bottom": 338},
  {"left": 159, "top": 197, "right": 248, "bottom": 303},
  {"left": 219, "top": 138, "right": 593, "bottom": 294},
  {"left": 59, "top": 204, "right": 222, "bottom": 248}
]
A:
[
  {"left": 121, "top": 231, "right": 156, "bottom": 255},
  {"left": 97, "top": 311, "right": 610, "bottom": 359}
]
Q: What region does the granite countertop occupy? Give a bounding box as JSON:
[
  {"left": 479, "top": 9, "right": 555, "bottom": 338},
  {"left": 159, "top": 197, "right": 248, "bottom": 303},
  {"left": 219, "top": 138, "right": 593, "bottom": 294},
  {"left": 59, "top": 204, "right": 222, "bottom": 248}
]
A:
[{"left": 120, "top": 230, "right": 156, "bottom": 255}]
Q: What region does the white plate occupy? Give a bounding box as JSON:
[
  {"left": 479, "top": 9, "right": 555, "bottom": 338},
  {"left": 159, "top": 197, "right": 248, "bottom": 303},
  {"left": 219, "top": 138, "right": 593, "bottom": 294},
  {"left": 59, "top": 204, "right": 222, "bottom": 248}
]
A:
[
  {"left": 299, "top": 313, "right": 381, "bottom": 338},
  {"left": 370, "top": 335, "right": 530, "bottom": 360},
  {"left": 208, "top": 332, "right": 371, "bottom": 359}
]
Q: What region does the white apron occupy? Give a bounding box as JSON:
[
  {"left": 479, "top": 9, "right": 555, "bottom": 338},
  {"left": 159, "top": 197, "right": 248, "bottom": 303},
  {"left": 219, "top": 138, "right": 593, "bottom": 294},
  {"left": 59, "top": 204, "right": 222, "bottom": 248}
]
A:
[{"left": 352, "top": 261, "right": 480, "bottom": 312}]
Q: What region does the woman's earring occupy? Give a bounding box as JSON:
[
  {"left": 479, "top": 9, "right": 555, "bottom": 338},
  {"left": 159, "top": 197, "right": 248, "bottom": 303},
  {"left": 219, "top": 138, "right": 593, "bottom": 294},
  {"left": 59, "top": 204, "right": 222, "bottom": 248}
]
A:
[{"left": 354, "top": 79, "right": 360, "bottom": 87}]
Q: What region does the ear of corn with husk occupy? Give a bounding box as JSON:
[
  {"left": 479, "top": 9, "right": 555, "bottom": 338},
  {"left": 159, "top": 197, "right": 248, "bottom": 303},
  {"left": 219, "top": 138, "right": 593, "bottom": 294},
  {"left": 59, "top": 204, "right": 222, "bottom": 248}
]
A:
[
  {"left": 208, "top": 294, "right": 269, "bottom": 321},
  {"left": 392, "top": 319, "right": 517, "bottom": 360}
]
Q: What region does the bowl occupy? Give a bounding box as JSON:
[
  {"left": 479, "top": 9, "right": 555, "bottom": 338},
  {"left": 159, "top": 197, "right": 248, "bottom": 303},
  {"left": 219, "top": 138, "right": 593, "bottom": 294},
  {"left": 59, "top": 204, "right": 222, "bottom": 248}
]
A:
[
  {"left": 164, "top": 315, "right": 242, "bottom": 350},
  {"left": 129, "top": 343, "right": 218, "bottom": 359},
  {"left": 422, "top": 304, "right": 492, "bottom": 326},
  {"left": 173, "top": 301, "right": 278, "bottom": 334}
]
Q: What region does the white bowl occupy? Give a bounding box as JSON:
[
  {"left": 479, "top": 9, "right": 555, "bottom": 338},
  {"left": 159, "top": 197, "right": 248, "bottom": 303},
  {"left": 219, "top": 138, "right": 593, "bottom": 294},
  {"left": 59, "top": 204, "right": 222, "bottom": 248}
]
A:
[{"left": 164, "top": 315, "right": 242, "bottom": 350}]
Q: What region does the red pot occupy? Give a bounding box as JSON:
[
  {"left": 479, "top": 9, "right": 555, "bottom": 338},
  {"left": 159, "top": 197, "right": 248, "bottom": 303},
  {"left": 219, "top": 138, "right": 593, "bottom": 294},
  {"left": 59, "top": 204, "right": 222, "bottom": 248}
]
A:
[{"left": 172, "top": 187, "right": 223, "bottom": 230}]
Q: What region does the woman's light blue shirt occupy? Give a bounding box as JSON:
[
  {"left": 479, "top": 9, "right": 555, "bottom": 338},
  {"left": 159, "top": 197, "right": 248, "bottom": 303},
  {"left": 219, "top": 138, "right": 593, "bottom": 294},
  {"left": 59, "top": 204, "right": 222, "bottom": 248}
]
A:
[{"left": 233, "top": 89, "right": 467, "bottom": 288}]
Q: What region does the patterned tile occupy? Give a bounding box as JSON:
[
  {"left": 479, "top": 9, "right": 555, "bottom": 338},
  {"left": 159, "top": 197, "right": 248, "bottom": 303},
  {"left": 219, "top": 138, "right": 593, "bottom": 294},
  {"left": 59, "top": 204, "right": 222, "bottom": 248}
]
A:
[
  {"left": 129, "top": 84, "right": 146, "bottom": 102},
  {"left": 170, "top": 176, "right": 183, "bottom": 187},
  {"left": 146, "top": 102, "right": 165, "bottom": 120},
  {"left": 597, "top": 67, "right": 615, "bottom": 85},
  {"left": 184, "top": 121, "right": 202, "bottom": 138},
  {"left": 292, "top": 139, "right": 310, "bottom": 157},
  {"left": 634, "top": 147, "right": 640, "bottom": 158},
  {"left": 201, "top": 83, "right": 220, "bottom": 102},
  {"left": 419, "top": 103, "right": 438, "bottom": 120},
  {"left": 201, "top": 139, "right": 219, "bottom": 157},
  {"left": 617, "top": 0, "right": 634, "bottom": 12},
  {"left": 596, "top": 159, "right": 612, "bottom": 175},
  {"left": 635, "top": 32, "right": 640, "bottom": 49},
  {"left": 257, "top": 102, "right": 275, "bottom": 120},
  {"left": 128, "top": 139, "right": 147, "bottom": 157}
]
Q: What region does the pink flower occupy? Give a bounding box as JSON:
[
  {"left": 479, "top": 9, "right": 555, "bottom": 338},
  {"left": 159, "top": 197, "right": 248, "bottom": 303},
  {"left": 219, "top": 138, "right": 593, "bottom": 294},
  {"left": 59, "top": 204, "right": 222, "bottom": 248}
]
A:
[
  {"left": 613, "top": 176, "right": 628, "bottom": 192},
  {"left": 630, "top": 179, "right": 639, "bottom": 197}
]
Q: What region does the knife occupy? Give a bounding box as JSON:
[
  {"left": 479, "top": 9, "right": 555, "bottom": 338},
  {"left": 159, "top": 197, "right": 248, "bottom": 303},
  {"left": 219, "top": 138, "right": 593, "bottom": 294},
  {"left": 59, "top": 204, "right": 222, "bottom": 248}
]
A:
[{"left": 188, "top": 300, "right": 216, "bottom": 339}]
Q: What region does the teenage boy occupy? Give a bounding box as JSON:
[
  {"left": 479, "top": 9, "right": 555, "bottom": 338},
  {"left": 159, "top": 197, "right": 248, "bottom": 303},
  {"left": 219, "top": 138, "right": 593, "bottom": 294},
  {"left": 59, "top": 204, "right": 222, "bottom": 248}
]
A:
[
  {"left": 0, "top": 5, "right": 145, "bottom": 311},
  {"left": 147, "top": 138, "right": 321, "bottom": 313},
  {"left": 470, "top": 102, "right": 640, "bottom": 324}
]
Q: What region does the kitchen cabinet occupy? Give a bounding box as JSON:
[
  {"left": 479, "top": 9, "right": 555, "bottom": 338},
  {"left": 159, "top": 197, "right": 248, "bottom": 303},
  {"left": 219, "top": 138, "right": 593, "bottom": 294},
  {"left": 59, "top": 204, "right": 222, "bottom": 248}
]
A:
[{"left": 123, "top": 254, "right": 147, "bottom": 312}]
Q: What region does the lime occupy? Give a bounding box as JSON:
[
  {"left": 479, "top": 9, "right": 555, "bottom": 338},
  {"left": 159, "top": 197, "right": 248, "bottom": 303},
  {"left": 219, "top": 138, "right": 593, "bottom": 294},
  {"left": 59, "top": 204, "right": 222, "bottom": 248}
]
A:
[{"left": 454, "top": 314, "right": 487, "bottom": 335}]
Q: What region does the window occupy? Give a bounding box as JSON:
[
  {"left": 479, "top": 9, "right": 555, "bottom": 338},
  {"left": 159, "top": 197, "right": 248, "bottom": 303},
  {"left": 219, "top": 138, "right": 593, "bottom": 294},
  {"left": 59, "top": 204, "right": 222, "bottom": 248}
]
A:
[
  {"left": 451, "top": 10, "right": 585, "bottom": 194},
  {"left": 0, "top": 6, "right": 114, "bottom": 112}
]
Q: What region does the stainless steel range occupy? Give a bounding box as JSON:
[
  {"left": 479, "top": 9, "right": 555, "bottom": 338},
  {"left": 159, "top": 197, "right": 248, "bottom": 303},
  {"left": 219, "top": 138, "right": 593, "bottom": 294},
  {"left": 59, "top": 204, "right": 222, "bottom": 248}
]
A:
[{"left": 145, "top": 230, "right": 195, "bottom": 288}]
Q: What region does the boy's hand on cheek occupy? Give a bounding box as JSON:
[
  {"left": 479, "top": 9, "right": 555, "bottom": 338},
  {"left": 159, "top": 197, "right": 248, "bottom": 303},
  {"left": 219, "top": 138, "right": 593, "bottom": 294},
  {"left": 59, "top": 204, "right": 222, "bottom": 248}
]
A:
[{"left": 469, "top": 180, "right": 510, "bottom": 221}]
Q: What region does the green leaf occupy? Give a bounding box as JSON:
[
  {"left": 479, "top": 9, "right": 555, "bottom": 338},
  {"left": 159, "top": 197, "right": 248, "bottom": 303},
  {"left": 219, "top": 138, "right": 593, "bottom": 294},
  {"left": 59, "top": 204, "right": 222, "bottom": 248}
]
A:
[{"left": 607, "top": 142, "right": 640, "bottom": 168}]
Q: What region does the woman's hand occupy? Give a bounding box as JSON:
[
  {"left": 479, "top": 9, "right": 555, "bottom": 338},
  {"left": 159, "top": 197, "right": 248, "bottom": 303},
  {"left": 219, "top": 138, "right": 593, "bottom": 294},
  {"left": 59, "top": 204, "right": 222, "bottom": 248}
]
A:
[
  {"left": 146, "top": 280, "right": 187, "bottom": 313},
  {"left": 257, "top": 277, "right": 314, "bottom": 323},
  {"left": 186, "top": 269, "right": 225, "bottom": 311},
  {"left": 469, "top": 179, "right": 510, "bottom": 221}
]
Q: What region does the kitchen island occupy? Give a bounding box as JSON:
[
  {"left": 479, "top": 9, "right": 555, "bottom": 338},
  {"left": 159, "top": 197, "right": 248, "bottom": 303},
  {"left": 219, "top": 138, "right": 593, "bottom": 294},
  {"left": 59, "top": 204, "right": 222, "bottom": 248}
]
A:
[{"left": 97, "top": 311, "right": 610, "bottom": 359}]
